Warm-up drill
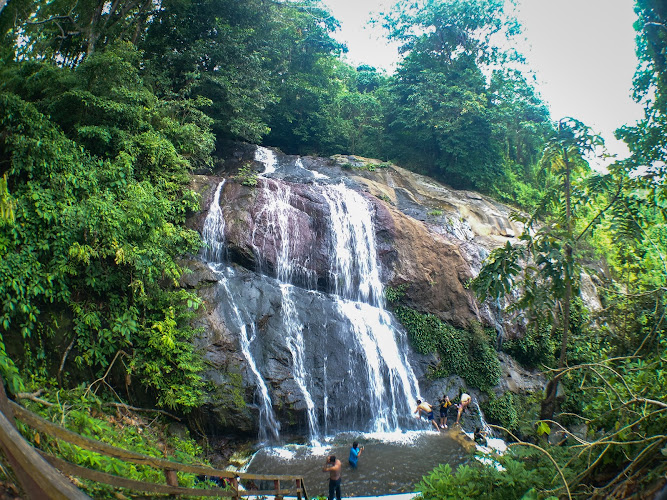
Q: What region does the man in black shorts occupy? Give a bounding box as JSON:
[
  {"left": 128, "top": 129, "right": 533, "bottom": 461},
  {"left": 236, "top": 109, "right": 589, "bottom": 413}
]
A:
[{"left": 414, "top": 399, "right": 441, "bottom": 432}]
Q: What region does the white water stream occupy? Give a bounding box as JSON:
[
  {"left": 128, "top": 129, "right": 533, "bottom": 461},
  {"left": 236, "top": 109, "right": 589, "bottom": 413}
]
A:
[
  {"left": 200, "top": 147, "right": 424, "bottom": 443},
  {"left": 201, "top": 180, "right": 280, "bottom": 442}
]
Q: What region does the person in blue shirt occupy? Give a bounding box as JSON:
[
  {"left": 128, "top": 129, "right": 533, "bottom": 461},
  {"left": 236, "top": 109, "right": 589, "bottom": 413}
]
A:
[{"left": 348, "top": 441, "right": 364, "bottom": 468}]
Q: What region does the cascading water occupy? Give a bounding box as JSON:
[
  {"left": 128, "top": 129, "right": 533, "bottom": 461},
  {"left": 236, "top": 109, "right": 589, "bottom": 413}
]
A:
[
  {"left": 251, "top": 177, "right": 321, "bottom": 442},
  {"left": 255, "top": 146, "right": 278, "bottom": 176},
  {"left": 322, "top": 184, "right": 421, "bottom": 432},
  {"left": 201, "top": 180, "right": 226, "bottom": 263},
  {"left": 249, "top": 148, "right": 420, "bottom": 437},
  {"left": 201, "top": 147, "right": 424, "bottom": 443},
  {"left": 201, "top": 180, "right": 280, "bottom": 442}
]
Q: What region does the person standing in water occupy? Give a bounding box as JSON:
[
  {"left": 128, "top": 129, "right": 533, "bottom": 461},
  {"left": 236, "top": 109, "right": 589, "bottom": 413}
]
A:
[
  {"left": 323, "top": 455, "right": 342, "bottom": 500},
  {"left": 348, "top": 441, "right": 364, "bottom": 469},
  {"left": 414, "top": 399, "right": 441, "bottom": 431}
]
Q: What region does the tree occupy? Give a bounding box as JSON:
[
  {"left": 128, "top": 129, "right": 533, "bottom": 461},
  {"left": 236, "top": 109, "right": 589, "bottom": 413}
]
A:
[
  {"left": 616, "top": 0, "right": 667, "bottom": 204},
  {"left": 381, "top": 0, "right": 548, "bottom": 193},
  {"left": 471, "top": 118, "right": 612, "bottom": 419}
]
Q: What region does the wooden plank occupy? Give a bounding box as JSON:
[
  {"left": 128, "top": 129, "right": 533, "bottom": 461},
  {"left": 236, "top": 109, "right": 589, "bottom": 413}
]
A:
[
  {"left": 10, "top": 400, "right": 307, "bottom": 490},
  {"left": 41, "top": 455, "right": 301, "bottom": 499},
  {"left": 0, "top": 408, "right": 91, "bottom": 499},
  {"left": 11, "top": 402, "right": 303, "bottom": 481},
  {"left": 42, "top": 453, "right": 238, "bottom": 497}
]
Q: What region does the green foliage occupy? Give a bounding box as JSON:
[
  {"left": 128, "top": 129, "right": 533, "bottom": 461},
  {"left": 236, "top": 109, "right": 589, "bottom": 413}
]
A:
[
  {"left": 428, "top": 209, "right": 443, "bottom": 216},
  {"left": 502, "top": 321, "right": 556, "bottom": 368},
  {"left": 0, "top": 43, "right": 208, "bottom": 410},
  {"left": 235, "top": 165, "right": 259, "bottom": 188},
  {"left": 481, "top": 393, "right": 518, "bottom": 431},
  {"left": 395, "top": 307, "right": 500, "bottom": 391},
  {"left": 16, "top": 379, "right": 216, "bottom": 498},
  {"left": 384, "top": 284, "right": 408, "bottom": 304},
  {"left": 616, "top": 0, "right": 667, "bottom": 204},
  {"left": 415, "top": 458, "right": 554, "bottom": 500},
  {"left": 381, "top": 0, "right": 551, "bottom": 192}
]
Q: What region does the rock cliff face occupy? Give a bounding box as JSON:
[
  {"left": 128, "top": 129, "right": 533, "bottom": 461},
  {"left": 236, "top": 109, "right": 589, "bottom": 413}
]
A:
[{"left": 184, "top": 144, "right": 543, "bottom": 437}]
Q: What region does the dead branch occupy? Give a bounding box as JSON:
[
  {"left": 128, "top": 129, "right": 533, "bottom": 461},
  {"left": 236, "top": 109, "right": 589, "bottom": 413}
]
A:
[
  {"left": 58, "top": 337, "right": 76, "bottom": 382},
  {"left": 84, "top": 350, "right": 128, "bottom": 399},
  {"left": 488, "top": 424, "right": 572, "bottom": 500},
  {"left": 103, "top": 402, "right": 181, "bottom": 422},
  {"left": 15, "top": 390, "right": 53, "bottom": 407}
]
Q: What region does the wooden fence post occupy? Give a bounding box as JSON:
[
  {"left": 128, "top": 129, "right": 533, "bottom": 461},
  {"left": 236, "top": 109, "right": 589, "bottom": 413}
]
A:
[
  {"left": 231, "top": 476, "right": 239, "bottom": 499},
  {"left": 163, "top": 468, "right": 178, "bottom": 487},
  {"left": 296, "top": 478, "right": 303, "bottom": 500}
]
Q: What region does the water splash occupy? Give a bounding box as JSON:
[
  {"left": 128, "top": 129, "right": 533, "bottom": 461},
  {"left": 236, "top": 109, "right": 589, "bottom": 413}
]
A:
[{"left": 255, "top": 146, "right": 278, "bottom": 176}]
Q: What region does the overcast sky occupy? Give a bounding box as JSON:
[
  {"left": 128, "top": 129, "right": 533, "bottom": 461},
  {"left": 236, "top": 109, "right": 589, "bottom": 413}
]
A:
[{"left": 321, "top": 0, "right": 645, "bottom": 164}]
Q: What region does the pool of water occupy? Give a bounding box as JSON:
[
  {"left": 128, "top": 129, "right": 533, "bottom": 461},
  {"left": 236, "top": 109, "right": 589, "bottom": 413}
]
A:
[{"left": 244, "top": 430, "right": 474, "bottom": 497}]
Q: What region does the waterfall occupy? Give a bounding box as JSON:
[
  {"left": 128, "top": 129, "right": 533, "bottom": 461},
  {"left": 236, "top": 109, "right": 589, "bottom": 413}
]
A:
[
  {"left": 322, "top": 184, "right": 421, "bottom": 432},
  {"left": 201, "top": 180, "right": 280, "bottom": 442},
  {"left": 255, "top": 146, "right": 278, "bottom": 176},
  {"left": 252, "top": 178, "right": 321, "bottom": 442},
  {"left": 322, "top": 184, "right": 384, "bottom": 305},
  {"left": 281, "top": 284, "right": 320, "bottom": 443},
  {"left": 217, "top": 270, "right": 281, "bottom": 442},
  {"left": 201, "top": 180, "right": 226, "bottom": 263},
  {"left": 473, "top": 395, "right": 493, "bottom": 436},
  {"left": 201, "top": 149, "right": 425, "bottom": 441}
]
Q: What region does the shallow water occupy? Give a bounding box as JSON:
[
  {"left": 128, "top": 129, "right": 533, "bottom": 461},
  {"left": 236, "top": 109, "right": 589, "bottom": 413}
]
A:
[{"left": 244, "top": 430, "right": 472, "bottom": 497}]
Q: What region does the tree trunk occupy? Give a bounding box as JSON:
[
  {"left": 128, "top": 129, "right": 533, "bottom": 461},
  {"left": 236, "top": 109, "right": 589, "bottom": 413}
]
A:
[{"left": 541, "top": 143, "right": 573, "bottom": 421}]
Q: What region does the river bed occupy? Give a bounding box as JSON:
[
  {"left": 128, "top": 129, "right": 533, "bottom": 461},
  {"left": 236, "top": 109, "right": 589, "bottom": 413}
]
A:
[{"left": 244, "top": 430, "right": 474, "bottom": 497}]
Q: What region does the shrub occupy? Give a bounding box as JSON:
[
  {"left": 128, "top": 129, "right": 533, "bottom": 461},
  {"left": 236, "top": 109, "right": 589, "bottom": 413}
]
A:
[
  {"left": 394, "top": 307, "right": 501, "bottom": 391},
  {"left": 481, "top": 392, "right": 518, "bottom": 431}
]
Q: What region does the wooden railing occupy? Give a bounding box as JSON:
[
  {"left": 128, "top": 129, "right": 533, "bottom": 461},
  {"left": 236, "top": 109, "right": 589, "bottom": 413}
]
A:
[{"left": 0, "top": 379, "right": 308, "bottom": 499}]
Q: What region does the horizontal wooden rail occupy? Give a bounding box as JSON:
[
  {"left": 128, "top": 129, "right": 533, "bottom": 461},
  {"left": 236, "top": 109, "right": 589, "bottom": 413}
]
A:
[
  {"left": 10, "top": 401, "right": 304, "bottom": 482},
  {"left": 2, "top": 396, "right": 309, "bottom": 499}
]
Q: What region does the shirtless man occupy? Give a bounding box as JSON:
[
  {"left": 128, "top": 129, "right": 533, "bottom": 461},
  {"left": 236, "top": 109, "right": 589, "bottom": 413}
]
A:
[
  {"left": 414, "top": 399, "right": 441, "bottom": 431},
  {"left": 456, "top": 393, "right": 471, "bottom": 425},
  {"left": 322, "top": 455, "right": 342, "bottom": 500}
]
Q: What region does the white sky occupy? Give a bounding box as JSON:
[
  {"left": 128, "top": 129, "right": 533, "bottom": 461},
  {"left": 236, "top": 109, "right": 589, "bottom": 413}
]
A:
[{"left": 321, "top": 0, "right": 645, "bottom": 164}]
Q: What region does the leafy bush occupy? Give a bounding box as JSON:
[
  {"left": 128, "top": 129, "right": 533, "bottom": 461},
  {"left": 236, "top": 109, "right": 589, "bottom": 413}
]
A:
[
  {"left": 415, "top": 459, "right": 558, "bottom": 500},
  {"left": 384, "top": 284, "right": 408, "bottom": 304},
  {"left": 15, "top": 380, "right": 216, "bottom": 499},
  {"left": 236, "top": 164, "right": 258, "bottom": 187},
  {"left": 502, "top": 321, "right": 556, "bottom": 368},
  {"left": 481, "top": 392, "right": 518, "bottom": 431},
  {"left": 394, "top": 307, "right": 501, "bottom": 391},
  {"left": 0, "top": 43, "right": 209, "bottom": 411}
]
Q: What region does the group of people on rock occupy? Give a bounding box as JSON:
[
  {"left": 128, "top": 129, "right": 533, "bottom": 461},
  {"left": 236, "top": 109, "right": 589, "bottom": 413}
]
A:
[{"left": 414, "top": 392, "right": 471, "bottom": 432}]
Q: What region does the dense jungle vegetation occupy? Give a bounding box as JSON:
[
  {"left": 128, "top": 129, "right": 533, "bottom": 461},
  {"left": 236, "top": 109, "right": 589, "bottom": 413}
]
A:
[{"left": 0, "top": 0, "right": 665, "bottom": 498}]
